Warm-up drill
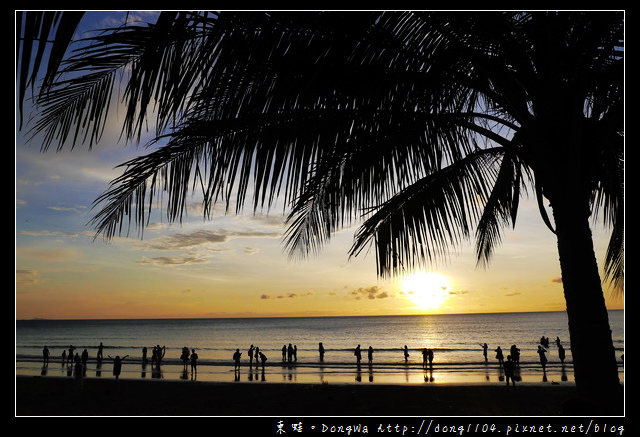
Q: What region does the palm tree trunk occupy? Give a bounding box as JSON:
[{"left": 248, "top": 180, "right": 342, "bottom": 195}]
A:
[{"left": 551, "top": 195, "right": 622, "bottom": 414}]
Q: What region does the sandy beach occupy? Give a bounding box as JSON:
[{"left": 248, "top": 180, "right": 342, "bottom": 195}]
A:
[{"left": 15, "top": 375, "right": 623, "bottom": 417}]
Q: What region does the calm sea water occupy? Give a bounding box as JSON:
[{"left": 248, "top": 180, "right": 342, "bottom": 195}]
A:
[{"left": 15, "top": 311, "right": 624, "bottom": 385}]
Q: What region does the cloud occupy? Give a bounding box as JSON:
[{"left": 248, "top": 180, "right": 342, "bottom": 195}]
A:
[
  {"left": 48, "top": 204, "right": 88, "bottom": 214},
  {"left": 136, "top": 256, "right": 208, "bottom": 266},
  {"left": 349, "top": 286, "right": 389, "bottom": 300},
  {"left": 260, "top": 292, "right": 314, "bottom": 300},
  {"left": 18, "top": 230, "right": 81, "bottom": 238},
  {"left": 140, "top": 229, "right": 281, "bottom": 251},
  {"left": 17, "top": 247, "right": 79, "bottom": 262},
  {"left": 16, "top": 269, "right": 39, "bottom": 286}
]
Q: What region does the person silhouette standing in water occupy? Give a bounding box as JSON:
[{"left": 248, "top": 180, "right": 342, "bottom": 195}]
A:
[
  {"left": 495, "top": 346, "right": 504, "bottom": 364},
  {"left": 503, "top": 355, "right": 516, "bottom": 387},
  {"left": 354, "top": 345, "right": 362, "bottom": 365},
  {"left": 287, "top": 343, "right": 294, "bottom": 363},
  {"left": 42, "top": 346, "right": 50, "bottom": 365},
  {"left": 558, "top": 343, "right": 566, "bottom": 364},
  {"left": 319, "top": 342, "right": 325, "bottom": 362},
  {"left": 367, "top": 346, "right": 374, "bottom": 364},
  {"left": 97, "top": 342, "right": 104, "bottom": 362},
  {"left": 190, "top": 349, "right": 198, "bottom": 376},
  {"left": 480, "top": 343, "right": 488, "bottom": 361},
  {"left": 537, "top": 345, "right": 548, "bottom": 370},
  {"left": 248, "top": 345, "right": 255, "bottom": 366},
  {"left": 81, "top": 348, "right": 89, "bottom": 374},
  {"left": 233, "top": 348, "right": 242, "bottom": 370},
  {"left": 259, "top": 351, "right": 267, "bottom": 369},
  {"left": 181, "top": 346, "right": 190, "bottom": 371},
  {"left": 403, "top": 345, "right": 410, "bottom": 362},
  {"left": 510, "top": 344, "right": 520, "bottom": 365},
  {"left": 67, "top": 345, "right": 75, "bottom": 365},
  {"left": 107, "top": 355, "right": 129, "bottom": 382}
]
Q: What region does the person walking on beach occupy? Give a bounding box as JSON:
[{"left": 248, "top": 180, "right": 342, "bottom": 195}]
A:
[
  {"left": 142, "top": 346, "right": 148, "bottom": 364},
  {"left": 293, "top": 345, "right": 298, "bottom": 362},
  {"left": 254, "top": 346, "right": 260, "bottom": 367},
  {"left": 107, "top": 355, "right": 129, "bottom": 382},
  {"left": 97, "top": 342, "right": 104, "bottom": 361},
  {"left": 42, "top": 346, "right": 50, "bottom": 365},
  {"left": 282, "top": 345, "right": 287, "bottom": 362},
  {"left": 495, "top": 346, "right": 504, "bottom": 364},
  {"left": 319, "top": 342, "right": 325, "bottom": 362},
  {"left": 403, "top": 345, "right": 410, "bottom": 362},
  {"left": 190, "top": 349, "right": 198, "bottom": 376},
  {"left": 354, "top": 344, "right": 362, "bottom": 365},
  {"left": 367, "top": 346, "right": 374, "bottom": 364},
  {"left": 503, "top": 355, "right": 516, "bottom": 387},
  {"left": 233, "top": 348, "right": 242, "bottom": 370}
]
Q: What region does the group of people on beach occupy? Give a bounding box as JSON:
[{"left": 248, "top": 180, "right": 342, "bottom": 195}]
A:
[
  {"left": 142, "top": 344, "right": 166, "bottom": 366},
  {"left": 481, "top": 336, "right": 568, "bottom": 386},
  {"left": 353, "top": 344, "right": 376, "bottom": 365},
  {"left": 281, "top": 343, "right": 298, "bottom": 363},
  {"left": 43, "top": 343, "right": 129, "bottom": 382},
  {"left": 40, "top": 333, "right": 571, "bottom": 386},
  {"left": 180, "top": 346, "right": 199, "bottom": 375},
  {"left": 238, "top": 345, "right": 268, "bottom": 369}
]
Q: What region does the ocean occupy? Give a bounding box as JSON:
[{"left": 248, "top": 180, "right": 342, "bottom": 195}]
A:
[{"left": 16, "top": 310, "right": 624, "bottom": 385}]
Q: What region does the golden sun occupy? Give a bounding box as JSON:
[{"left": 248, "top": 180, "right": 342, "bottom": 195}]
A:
[{"left": 401, "top": 272, "right": 451, "bottom": 311}]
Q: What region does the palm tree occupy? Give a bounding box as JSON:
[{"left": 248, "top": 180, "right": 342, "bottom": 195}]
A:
[{"left": 17, "top": 11, "right": 623, "bottom": 411}]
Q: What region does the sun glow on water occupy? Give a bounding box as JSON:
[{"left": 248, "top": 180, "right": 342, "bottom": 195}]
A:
[{"left": 401, "top": 272, "right": 452, "bottom": 311}]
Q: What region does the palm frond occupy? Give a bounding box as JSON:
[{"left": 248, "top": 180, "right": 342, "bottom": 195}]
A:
[
  {"left": 349, "top": 149, "right": 500, "bottom": 277},
  {"left": 474, "top": 150, "right": 532, "bottom": 268},
  {"left": 16, "top": 11, "right": 84, "bottom": 128}
]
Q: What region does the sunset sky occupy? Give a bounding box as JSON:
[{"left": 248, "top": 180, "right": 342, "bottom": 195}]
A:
[{"left": 15, "top": 11, "right": 623, "bottom": 320}]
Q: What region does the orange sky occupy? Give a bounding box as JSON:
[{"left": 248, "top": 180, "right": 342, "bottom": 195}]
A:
[
  {"left": 15, "top": 11, "right": 623, "bottom": 320},
  {"left": 16, "top": 140, "right": 623, "bottom": 320}
]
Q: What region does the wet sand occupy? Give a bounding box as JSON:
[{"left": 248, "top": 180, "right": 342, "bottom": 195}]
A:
[{"left": 15, "top": 375, "right": 621, "bottom": 417}]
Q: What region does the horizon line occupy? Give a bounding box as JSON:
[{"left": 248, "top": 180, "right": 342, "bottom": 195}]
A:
[{"left": 17, "top": 308, "right": 624, "bottom": 322}]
